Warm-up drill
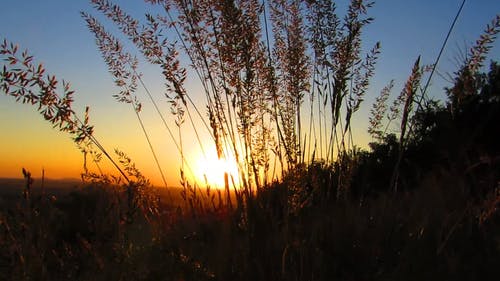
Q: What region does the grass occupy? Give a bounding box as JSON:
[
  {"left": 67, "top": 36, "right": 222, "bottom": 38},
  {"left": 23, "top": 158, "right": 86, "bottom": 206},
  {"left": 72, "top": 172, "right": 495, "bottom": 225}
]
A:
[{"left": 1, "top": 160, "right": 498, "bottom": 280}]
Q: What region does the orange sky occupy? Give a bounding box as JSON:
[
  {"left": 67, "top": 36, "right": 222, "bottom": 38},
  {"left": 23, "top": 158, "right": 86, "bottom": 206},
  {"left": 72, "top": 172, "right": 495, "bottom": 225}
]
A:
[
  {"left": 0, "top": 92, "right": 235, "bottom": 188},
  {"left": 0, "top": 99, "right": 83, "bottom": 180}
]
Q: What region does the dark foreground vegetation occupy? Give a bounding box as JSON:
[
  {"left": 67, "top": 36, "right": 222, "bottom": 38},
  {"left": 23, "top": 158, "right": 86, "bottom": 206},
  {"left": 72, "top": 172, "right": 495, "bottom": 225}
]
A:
[{"left": 1, "top": 63, "right": 499, "bottom": 280}]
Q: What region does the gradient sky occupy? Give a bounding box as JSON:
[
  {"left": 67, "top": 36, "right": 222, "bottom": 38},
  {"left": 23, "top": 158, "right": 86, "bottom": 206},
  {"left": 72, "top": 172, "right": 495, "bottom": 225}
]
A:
[{"left": 1, "top": 0, "right": 499, "bottom": 186}]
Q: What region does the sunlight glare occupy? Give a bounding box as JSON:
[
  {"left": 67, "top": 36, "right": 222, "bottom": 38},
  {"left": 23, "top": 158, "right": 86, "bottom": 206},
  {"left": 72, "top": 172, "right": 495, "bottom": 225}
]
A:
[{"left": 193, "top": 151, "right": 240, "bottom": 188}]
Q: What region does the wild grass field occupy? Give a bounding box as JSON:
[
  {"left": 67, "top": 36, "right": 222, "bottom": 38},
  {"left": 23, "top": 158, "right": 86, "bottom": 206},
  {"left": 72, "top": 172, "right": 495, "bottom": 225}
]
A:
[{"left": 1, "top": 0, "right": 499, "bottom": 280}]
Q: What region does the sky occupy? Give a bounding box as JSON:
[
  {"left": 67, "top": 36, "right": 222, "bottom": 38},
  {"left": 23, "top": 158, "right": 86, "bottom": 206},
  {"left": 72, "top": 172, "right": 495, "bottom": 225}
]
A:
[{"left": 1, "top": 0, "right": 499, "bottom": 187}]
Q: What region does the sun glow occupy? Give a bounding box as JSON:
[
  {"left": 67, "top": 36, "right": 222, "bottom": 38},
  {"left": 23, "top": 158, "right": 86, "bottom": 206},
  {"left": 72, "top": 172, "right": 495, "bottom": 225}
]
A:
[{"left": 192, "top": 151, "right": 240, "bottom": 189}]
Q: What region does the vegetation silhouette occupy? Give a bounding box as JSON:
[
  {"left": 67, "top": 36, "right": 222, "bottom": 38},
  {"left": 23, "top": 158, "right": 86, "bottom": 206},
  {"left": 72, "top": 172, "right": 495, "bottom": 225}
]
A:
[{"left": 1, "top": 0, "right": 500, "bottom": 280}]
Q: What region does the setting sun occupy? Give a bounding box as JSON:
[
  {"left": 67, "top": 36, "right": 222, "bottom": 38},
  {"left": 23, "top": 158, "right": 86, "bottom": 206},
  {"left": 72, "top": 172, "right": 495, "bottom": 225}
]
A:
[{"left": 192, "top": 151, "right": 240, "bottom": 189}]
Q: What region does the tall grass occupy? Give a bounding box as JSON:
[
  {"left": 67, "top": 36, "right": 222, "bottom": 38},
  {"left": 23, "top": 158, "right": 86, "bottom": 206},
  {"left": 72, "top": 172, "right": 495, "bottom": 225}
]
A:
[{"left": 76, "top": 0, "right": 383, "bottom": 196}]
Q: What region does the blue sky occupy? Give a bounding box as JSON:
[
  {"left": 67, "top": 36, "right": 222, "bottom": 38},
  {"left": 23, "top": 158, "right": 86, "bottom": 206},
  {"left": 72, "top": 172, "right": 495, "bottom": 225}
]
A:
[{"left": 0, "top": 0, "right": 499, "bottom": 183}]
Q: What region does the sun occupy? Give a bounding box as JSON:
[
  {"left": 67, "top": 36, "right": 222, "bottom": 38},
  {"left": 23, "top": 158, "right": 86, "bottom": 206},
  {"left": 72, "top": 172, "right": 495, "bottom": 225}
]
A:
[{"left": 192, "top": 151, "right": 240, "bottom": 188}]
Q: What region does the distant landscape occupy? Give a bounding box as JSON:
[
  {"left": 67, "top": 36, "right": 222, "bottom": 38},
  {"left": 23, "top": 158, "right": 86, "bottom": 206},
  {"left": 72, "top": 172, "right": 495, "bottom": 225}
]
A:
[{"left": 0, "top": 177, "right": 81, "bottom": 191}]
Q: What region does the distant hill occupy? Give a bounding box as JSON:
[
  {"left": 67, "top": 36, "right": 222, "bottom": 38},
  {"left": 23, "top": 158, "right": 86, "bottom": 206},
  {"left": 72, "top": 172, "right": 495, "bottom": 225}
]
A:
[
  {"left": 0, "top": 177, "right": 186, "bottom": 204},
  {"left": 0, "top": 177, "right": 82, "bottom": 195}
]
